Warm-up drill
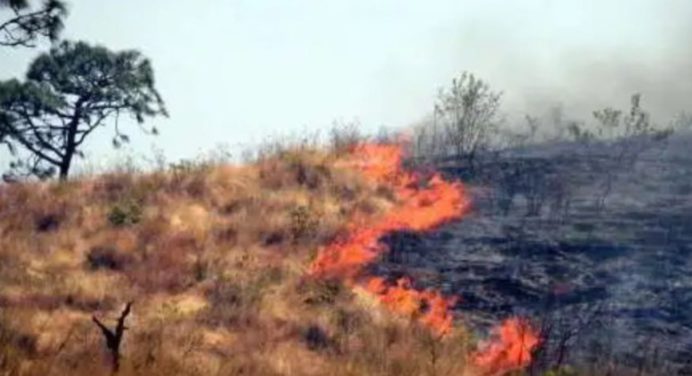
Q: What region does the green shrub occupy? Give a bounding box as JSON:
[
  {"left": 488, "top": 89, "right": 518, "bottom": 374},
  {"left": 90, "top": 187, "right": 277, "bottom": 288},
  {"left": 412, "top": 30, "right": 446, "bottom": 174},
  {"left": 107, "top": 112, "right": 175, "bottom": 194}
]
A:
[{"left": 107, "top": 199, "right": 142, "bottom": 226}]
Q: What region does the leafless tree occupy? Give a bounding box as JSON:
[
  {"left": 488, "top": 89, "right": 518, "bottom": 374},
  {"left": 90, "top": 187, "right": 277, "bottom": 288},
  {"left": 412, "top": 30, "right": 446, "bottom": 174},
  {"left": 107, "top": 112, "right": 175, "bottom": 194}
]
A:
[
  {"left": 92, "top": 301, "right": 133, "bottom": 373},
  {"left": 411, "top": 72, "right": 502, "bottom": 170},
  {"left": 436, "top": 72, "right": 502, "bottom": 169}
]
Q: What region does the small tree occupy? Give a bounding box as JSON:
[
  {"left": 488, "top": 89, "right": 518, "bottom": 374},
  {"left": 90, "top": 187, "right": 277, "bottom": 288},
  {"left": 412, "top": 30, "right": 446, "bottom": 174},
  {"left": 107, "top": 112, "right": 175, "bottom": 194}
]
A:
[
  {"left": 0, "top": 0, "right": 67, "bottom": 47},
  {"left": 0, "top": 40, "right": 167, "bottom": 180},
  {"left": 566, "top": 94, "right": 673, "bottom": 210},
  {"left": 435, "top": 71, "right": 502, "bottom": 168}
]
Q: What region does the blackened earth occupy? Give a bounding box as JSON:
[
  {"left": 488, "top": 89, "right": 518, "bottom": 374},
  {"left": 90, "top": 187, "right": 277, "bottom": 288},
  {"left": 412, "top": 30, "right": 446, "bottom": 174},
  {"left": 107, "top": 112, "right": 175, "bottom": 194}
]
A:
[{"left": 372, "top": 133, "right": 692, "bottom": 375}]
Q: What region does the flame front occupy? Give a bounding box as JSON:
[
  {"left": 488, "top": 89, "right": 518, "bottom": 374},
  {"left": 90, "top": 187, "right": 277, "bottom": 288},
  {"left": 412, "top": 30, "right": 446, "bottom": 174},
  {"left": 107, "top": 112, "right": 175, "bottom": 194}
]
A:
[
  {"left": 472, "top": 317, "right": 541, "bottom": 375},
  {"left": 310, "top": 144, "right": 469, "bottom": 281},
  {"left": 309, "top": 143, "right": 540, "bottom": 373},
  {"left": 365, "top": 276, "right": 458, "bottom": 336}
]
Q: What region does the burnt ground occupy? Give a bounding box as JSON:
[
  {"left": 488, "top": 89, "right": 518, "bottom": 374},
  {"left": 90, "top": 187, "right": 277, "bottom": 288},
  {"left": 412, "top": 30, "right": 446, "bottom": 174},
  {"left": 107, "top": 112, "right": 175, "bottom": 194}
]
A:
[{"left": 373, "top": 132, "right": 692, "bottom": 375}]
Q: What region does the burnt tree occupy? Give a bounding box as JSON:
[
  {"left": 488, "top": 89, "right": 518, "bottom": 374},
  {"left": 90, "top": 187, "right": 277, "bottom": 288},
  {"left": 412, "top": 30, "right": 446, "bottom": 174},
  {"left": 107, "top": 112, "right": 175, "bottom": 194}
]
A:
[{"left": 92, "top": 301, "right": 133, "bottom": 373}]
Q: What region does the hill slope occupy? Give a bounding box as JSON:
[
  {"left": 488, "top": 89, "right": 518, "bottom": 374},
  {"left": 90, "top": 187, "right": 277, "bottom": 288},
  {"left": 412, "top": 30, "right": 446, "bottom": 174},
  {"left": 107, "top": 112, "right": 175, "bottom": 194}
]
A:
[{"left": 1, "top": 147, "right": 485, "bottom": 376}]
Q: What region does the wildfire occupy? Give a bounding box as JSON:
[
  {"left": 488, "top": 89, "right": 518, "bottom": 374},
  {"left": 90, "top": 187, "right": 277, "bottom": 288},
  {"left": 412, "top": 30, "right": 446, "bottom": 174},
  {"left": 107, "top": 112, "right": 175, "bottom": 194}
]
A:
[
  {"left": 309, "top": 143, "right": 540, "bottom": 374},
  {"left": 309, "top": 144, "right": 469, "bottom": 281},
  {"left": 473, "top": 318, "right": 541, "bottom": 375},
  {"left": 365, "top": 276, "right": 458, "bottom": 336}
]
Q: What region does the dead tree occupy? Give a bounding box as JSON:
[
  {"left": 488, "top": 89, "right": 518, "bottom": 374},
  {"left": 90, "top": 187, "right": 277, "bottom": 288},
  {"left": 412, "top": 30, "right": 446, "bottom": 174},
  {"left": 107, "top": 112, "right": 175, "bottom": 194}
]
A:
[{"left": 92, "top": 301, "right": 133, "bottom": 373}]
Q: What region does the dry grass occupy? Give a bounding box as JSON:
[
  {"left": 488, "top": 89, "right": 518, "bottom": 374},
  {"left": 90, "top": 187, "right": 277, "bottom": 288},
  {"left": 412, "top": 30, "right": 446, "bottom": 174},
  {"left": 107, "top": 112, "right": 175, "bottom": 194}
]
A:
[{"left": 0, "top": 147, "right": 480, "bottom": 376}]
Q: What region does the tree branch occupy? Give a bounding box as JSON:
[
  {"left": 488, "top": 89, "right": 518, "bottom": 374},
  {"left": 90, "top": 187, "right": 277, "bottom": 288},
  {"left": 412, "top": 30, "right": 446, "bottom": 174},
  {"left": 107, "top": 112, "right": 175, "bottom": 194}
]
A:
[{"left": 0, "top": 1, "right": 65, "bottom": 47}]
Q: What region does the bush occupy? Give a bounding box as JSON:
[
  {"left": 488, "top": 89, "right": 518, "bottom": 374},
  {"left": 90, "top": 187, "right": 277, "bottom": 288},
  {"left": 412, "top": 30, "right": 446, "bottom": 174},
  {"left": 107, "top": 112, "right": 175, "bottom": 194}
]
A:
[
  {"left": 290, "top": 205, "right": 319, "bottom": 242},
  {"left": 330, "top": 120, "right": 362, "bottom": 154},
  {"left": 86, "top": 246, "right": 133, "bottom": 271},
  {"left": 300, "top": 279, "right": 343, "bottom": 305},
  {"left": 412, "top": 71, "right": 502, "bottom": 168},
  {"left": 107, "top": 199, "right": 142, "bottom": 226}
]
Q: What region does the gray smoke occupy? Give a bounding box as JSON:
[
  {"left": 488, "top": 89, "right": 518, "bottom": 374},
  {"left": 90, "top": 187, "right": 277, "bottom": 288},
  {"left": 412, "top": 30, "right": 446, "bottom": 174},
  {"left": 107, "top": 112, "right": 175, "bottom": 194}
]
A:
[{"left": 437, "top": 1, "right": 692, "bottom": 128}]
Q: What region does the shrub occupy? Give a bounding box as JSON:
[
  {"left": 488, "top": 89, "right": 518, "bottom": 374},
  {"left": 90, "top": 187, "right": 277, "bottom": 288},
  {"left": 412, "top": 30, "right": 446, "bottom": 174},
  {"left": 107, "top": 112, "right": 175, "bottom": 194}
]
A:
[
  {"left": 107, "top": 199, "right": 142, "bottom": 226},
  {"left": 34, "top": 213, "right": 60, "bottom": 232},
  {"left": 290, "top": 205, "right": 318, "bottom": 242},
  {"left": 300, "top": 279, "right": 343, "bottom": 305},
  {"left": 86, "top": 246, "right": 133, "bottom": 271},
  {"left": 330, "top": 120, "right": 363, "bottom": 154}
]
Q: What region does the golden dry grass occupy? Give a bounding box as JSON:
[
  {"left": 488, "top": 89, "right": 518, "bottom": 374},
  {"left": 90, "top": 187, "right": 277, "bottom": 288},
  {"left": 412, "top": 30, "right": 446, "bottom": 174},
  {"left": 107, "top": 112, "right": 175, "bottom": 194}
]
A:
[{"left": 0, "top": 148, "right": 480, "bottom": 376}]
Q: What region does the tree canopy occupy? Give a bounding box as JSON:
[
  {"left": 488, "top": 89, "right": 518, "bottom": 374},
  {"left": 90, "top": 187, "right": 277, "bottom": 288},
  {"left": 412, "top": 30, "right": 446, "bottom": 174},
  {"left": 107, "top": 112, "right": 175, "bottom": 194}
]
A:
[
  {"left": 0, "top": 40, "right": 167, "bottom": 180},
  {"left": 0, "top": 0, "right": 67, "bottom": 47}
]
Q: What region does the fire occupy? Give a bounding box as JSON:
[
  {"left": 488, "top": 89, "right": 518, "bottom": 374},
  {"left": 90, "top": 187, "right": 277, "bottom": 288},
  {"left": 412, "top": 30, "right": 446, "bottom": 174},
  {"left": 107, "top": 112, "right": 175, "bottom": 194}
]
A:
[
  {"left": 310, "top": 144, "right": 469, "bottom": 281},
  {"left": 473, "top": 318, "right": 541, "bottom": 375},
  {"left": 365, "top": 276, "right": 458, "bottom": 336},
  {"left": 308, "top": 143, "right": 467, "bottom": 336},
  {"left": 309, "top": 142, "right": 540, "bottom": 371}
]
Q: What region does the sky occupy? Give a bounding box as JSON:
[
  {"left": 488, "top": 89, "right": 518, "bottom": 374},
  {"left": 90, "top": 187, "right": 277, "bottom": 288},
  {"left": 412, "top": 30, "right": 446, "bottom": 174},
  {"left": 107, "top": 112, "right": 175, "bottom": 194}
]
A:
[{"left": 1, "top": 0, "right": 691, "bottom": 171}]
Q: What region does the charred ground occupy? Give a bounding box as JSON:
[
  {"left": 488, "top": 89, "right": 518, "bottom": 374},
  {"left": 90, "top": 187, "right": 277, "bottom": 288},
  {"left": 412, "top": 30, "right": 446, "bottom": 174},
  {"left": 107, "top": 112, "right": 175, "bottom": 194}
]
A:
[{"left": 377, "top": 131, "right": 692, "bottom": 375}]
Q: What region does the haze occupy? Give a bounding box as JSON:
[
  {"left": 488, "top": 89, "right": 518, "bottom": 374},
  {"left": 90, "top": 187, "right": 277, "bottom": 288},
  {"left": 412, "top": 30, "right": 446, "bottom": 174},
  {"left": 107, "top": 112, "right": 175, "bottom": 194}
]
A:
[{"left": 1, "top": 0, "right": 690, "bottom": 169}]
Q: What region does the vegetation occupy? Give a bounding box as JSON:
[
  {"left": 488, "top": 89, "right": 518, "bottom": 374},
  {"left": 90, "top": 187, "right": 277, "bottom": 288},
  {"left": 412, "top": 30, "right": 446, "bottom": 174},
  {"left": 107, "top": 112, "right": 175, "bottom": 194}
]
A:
[
  {"left": 0, "top": 40, "right": 167, "bottom": 181},
  {"left": 1, "top": 1, "right": 688, "bottom": 373},
  {"left": 565, "top": 94, "right": 673, "bottom": 210},
  {"left": 413, "top": 71, "right": 502, "bottom": 169},
  {"left": 0, "top": 146, "right": 479, "bottom": 375},
  {"left": 0, "top": 0, "right": 67, "bottom": 47},
  {"left": 410, "top": 72, "right": 674, "bottom": 215}
]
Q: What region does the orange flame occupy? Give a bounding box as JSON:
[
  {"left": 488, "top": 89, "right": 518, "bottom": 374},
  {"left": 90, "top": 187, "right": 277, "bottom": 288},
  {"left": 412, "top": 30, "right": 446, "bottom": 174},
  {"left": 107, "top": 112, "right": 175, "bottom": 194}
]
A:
[
  {"left": 309, "top": 143, "right": 540, "bottom": 369},
  {"left": 310, "top": 144, "right": 469, "bottom": 281},
  {"left": 473, "top": 317, "right": 541, "bottom": 375},
  {"left": 309, "top": 143, "right": 468, "bottom": 336},
  {"left": 365, "top": 276, "right": 458, "bottom": 336}
]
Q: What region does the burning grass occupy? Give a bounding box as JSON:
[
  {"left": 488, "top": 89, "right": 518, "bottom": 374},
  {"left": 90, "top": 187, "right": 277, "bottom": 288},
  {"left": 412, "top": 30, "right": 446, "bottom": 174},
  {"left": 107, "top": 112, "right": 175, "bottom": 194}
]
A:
[
  {"left": 309, "top": 144, "right": 541, "bottom": 374},
  {"left": 0, "top": 143, "right": 539, "bottom": 375}
]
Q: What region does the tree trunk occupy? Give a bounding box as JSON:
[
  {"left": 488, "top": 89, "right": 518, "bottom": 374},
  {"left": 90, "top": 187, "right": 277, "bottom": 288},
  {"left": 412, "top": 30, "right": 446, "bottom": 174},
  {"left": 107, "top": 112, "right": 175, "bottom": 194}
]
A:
[
  {"left": 60, "top": 98, "right": 83, "bottom": 180},
  {"left": 58, "top": 156, "right": 72, "bottom": 180}
]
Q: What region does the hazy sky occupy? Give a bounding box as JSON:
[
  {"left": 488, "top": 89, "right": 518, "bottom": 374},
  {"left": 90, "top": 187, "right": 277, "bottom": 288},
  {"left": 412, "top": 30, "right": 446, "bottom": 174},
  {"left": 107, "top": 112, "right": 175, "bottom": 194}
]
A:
[{"left": 1, "top": 0, "right": 691, "bottom": 169}]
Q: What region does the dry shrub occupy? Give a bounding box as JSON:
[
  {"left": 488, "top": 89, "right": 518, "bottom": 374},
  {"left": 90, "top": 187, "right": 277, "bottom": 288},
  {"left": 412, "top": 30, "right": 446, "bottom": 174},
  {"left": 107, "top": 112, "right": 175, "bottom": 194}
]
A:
[{"left": 257, "top": 149, "right": 333, "bottom": 190}]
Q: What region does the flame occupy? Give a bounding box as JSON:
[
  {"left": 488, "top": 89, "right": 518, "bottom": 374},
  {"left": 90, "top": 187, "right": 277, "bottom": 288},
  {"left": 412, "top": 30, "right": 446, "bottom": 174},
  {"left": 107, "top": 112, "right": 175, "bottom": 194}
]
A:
[
  {"left": 308, "top": 143, "right": 468, "bottom": 336},
  {"left": 309, "top": 143, "right": 540, "bottom": 370},
  {"left": 472, "top": 318, "right": 541, "bottom": 375},
  {"left": 310, "top": 144, "right": 469, "bottom": 281},
  {"left": 365, "top": 276, "right": 458, "bottom": 336}
]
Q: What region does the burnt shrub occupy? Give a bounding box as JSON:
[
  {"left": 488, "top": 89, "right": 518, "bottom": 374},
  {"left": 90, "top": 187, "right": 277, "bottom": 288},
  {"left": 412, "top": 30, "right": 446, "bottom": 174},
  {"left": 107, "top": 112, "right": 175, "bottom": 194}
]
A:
[
  {"left": 303, "top": 325, "right": 334, "bottom": 352},
  {"left": 86, "top": 246, "right": 133, "bottom": 271},
  {"left": 35, "top": 213, "right": 61, "bottom": 232}
]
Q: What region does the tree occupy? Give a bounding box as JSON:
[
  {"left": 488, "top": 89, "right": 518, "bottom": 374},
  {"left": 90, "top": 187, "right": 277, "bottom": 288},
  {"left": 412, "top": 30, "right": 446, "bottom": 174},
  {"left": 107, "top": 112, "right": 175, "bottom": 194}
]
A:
[
  {"left": 92, "top": 301, "right": 133, "bottom": 373},
  {"left": 435, "top": 72, "right": 502, "bottom": 168},
  {"left": 0, "top": 40, "right": 167, "bottom": 180},
  {"left": 0, "top": 0, "right": 67, "bottom": 47}
]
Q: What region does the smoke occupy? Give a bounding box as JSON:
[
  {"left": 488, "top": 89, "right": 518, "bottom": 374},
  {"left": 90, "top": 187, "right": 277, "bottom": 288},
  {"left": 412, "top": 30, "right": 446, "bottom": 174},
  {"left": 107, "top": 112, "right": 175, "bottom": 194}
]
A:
[
  {"left": 517, "top": 42, "right": 692, "bottom": 125},
  {"left": 433, "top": 0, "right": 692, "bottom": 128}
]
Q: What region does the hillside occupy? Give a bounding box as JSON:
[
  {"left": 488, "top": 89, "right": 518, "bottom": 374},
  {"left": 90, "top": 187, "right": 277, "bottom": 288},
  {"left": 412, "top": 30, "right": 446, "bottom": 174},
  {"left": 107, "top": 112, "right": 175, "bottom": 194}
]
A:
[{"left": 0, "top": 145, "right": 534, "bottom": 376}]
